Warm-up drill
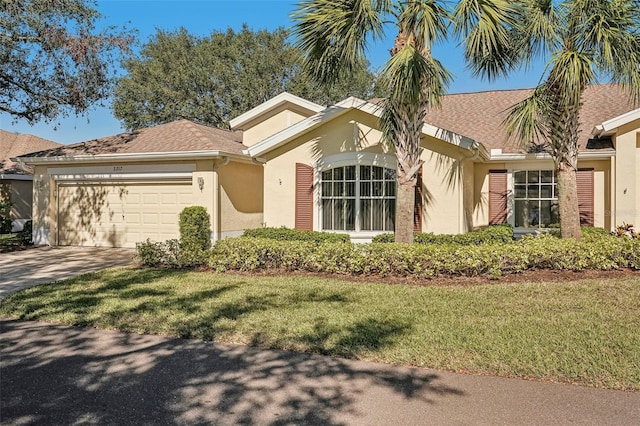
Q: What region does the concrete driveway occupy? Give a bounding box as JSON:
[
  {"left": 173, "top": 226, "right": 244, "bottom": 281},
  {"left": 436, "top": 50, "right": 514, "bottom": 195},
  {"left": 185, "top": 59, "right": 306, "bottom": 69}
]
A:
[{"left": 0, "top": 246, "right": 135, "bottom": 298}]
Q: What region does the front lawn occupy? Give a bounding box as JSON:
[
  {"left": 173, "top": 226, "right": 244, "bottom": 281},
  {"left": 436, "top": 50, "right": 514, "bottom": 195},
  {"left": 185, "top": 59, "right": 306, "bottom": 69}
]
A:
[{"left": 1, "top": 269, "right": 639, "bottom": 390}]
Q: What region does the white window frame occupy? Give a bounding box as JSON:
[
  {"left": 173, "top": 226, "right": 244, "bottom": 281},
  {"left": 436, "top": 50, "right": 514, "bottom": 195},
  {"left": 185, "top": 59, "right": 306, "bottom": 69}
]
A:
[
  {"left": 314, "top": 153, "right": 397, "bottom": 238},
  {"left": 506, "top": 166, "right": 559, "bottom": 231}
]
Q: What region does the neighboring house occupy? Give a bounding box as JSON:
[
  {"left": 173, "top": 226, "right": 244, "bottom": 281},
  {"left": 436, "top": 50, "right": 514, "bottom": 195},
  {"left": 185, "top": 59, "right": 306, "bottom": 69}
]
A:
[
  {"left": 16, "top": 85, "right": 640, "bottom": 247},
  {"left": 1, "top": 130, "right": 62, "bottom": 228}
]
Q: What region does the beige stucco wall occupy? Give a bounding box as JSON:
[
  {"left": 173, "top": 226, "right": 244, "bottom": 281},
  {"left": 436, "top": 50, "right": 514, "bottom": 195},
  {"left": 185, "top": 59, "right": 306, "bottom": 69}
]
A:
[
  {"left": 10, "top": 180, "right": 32, "bottom": 219},
  {"left": 472, "top": 159, "right": 611, "bottom": 230},
  {"left": 612, "top": 121, "right": 640, "bottom": 228},
  {"left": 0, "top": 179, "right": 33, "bottom": 220},
  {"left": 241, "top": 106, "right": 310, "bottom": 147},
  {"left": 262, "top": 109, "right": 471, "bottom": 235},
  {"left": 218, "top": 161, "right": 264, "bottom": 238}
]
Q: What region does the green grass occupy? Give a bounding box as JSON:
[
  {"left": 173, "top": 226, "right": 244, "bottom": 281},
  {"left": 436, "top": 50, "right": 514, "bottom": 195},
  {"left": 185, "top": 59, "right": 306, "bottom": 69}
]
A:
[
  {"left": 0, "top": 233, "right": 19, "bottom": 245},
  {"left": 1, "top": 269, "right": 639, "bottom": 390}
]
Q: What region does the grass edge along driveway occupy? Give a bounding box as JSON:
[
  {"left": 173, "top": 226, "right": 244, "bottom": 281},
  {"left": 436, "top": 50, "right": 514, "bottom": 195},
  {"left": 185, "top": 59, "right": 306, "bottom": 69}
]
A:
[{"left": 1, "top": 268, "right": 638, "bottom": 391}]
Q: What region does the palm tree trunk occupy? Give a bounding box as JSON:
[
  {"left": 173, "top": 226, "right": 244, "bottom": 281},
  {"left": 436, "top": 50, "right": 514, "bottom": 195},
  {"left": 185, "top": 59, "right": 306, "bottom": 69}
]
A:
[
  {"left": 395, "top": 167, "right": 415, "bottom": 243},
  {"left": 557, "top": 164, "right": 582, "bottom": 239}
]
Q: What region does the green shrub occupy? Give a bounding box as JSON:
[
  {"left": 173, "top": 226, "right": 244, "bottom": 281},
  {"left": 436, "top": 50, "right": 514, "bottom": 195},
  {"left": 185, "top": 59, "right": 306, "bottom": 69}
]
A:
[
  {"left": 0, "top": 199, "right": 12, "bottom": 234},
  {"left": 135, "top": 238, "right": 209, "bottom": 268},
  {"left": 179, "top": 206, "right": 211, "bottom": 251},
  {"left": 242, "top": 227, "right": 350, "bottom": 243},
  {"left": 372, "top": 224, "right": 513, "bottom": 245},
  {"left": 209, "top": 234, "right": 640, "bottom": 277},
  {"left": 18, "top": 220, "right": 32, "bottom": 245}
]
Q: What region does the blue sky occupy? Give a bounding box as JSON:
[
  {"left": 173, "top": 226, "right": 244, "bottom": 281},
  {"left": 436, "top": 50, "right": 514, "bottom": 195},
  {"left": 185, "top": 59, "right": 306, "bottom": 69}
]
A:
[{"left": 3, "top": 0, "right": 547, "bottom": 145}]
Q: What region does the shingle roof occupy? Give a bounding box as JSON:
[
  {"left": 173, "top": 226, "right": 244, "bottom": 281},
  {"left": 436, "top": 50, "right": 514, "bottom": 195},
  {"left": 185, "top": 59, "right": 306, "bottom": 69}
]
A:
[
  {"left": 0, "top": 130, "right": 62, "bottom": 174},
  {"left": 20, "top": 119, "right": 245, "bottom": 159},
  {"left": 424, "top": 83, "right": 635, "bottom": 153}
]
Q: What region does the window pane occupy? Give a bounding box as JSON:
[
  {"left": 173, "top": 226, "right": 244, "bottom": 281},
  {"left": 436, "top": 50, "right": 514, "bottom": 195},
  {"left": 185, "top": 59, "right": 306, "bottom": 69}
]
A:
[
  {"left": 541, "top": 170, "right": 553, "bottom": 183},
  {"left": 385, "top": 199, "right": 395, "bottom": 231},
  {"left": 554, "top": 183, "right": 558, "bottom": 198},
  {"left": 360, "top": 199, "right": 371, "bottom": 230},
  {"left": 372, "top": 199, "right": 383, "bottom": 230},
  {"left": 385, "top": 181, "right": 396, "bottom": 197},
  {"left": 322, "top": 182, "right": 332, "bottom": 197},
  {"left": 360, "top": 181, "right": 370, "bottom": 197},
  {"left": 345, "top": 182, "right": 355, "bottom": 197},
  {"left": 540, "top": 200, "right": 554, "bottom": 227},
  {"left": 372, "top": 166, "right": 383, "bottom": 180},
  {"left": 333, "top": 182, "right": 343, "bottom": 197},
  {"left": 322, "top": 199, "right": 332, "bottom": 230},
  {"left": 345, "top": 199, "right": 355, "bottom": 230},
  {"left": 384, "top": 168, "right": 397, "bottom": 180},
  {"left": 527, "top": 184, "right": 539, "bottom": 198},
  {"left": 345, "top": 166, "right": 356, "bottom": 180},
  {"left": 360, "top": 166, "right": 371, "bottom": 180},
  {"left": 514, "top": 185, "right": 526, "bottom": 198},
  {"left": 333, "top": 167, "right": 344, "bottom": 180},
  {"left": 334, "top": 199, "right": 344, "bottom": 230},
  {"left": 322, "top": 170, "right": 332, "bottom": 181},
  {"left": 540, "top": 185, "right": 553, "bottom": 198},
  {"left": 514, "top": 171, "right": 526, "bottom": 184},
  {"left": 515, "top": 200, "right": 531, "bottom": 228},
  {"left": 373, "top": 181, "right": 383, "bottom": 196},
  {"left": 528, "top": 170, "right": 539, "bottom": 183}
]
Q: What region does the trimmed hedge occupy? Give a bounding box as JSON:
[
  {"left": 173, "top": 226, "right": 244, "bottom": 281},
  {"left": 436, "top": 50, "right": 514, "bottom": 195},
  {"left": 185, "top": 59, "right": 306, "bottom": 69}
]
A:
[
  {"left": 372, "top": 224, "right": 514, "bottom": 245},
  {"left": 209, "top": 233, "right": 640, "bottom": 277},
  {"left": 179, "top": 206, "right": 211, "bottom": 251},
  {"left": 242, "top": 227, "right": 350, "bottom": 243}
]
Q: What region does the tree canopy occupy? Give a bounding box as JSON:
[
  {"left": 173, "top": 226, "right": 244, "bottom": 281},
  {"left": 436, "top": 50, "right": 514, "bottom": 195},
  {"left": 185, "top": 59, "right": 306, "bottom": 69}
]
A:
[
  {"left": 0, "top": 0, "right": 133, "bottom": 123},
  {"left": 113, "top": 25, "right": 381, "bottom": 130}
]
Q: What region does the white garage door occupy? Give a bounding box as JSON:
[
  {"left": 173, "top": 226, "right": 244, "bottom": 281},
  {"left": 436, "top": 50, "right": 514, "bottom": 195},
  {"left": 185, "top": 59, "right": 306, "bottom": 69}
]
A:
[{"left": 57, "top": 182, "right": 194, "bottom": 248}]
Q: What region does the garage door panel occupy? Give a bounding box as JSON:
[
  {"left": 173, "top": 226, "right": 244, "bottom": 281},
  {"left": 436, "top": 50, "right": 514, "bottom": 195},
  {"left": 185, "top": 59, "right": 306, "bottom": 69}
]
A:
[{"left": 58, "top": 182, "right": 195, "bottom": 248}]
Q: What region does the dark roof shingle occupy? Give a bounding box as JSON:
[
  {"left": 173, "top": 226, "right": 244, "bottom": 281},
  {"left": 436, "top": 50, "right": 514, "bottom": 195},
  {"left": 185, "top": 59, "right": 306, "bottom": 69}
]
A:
[
  {"left": 20, "top": 119, "right": 245, "bottom": 159},
  {"left": 424, "top": 83, "right": 635, "bottom": 153},
  {"left": 1, "top": 130, "right": 62, "bottom": 174}
]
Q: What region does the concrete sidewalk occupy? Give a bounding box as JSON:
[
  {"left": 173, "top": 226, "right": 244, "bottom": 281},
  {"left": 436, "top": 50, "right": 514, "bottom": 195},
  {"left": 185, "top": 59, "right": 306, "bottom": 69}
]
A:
[
  {"left": 1, "top": 319, "right": 638, "bottom": 425},
  {"left": 0, "top": 246, "right": 135, "bottom": 298}
]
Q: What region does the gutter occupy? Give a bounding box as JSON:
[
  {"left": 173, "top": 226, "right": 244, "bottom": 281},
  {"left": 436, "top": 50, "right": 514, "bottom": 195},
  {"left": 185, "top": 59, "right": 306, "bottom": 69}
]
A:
[
  {"left": 14, "top": 150, "right": 256, "bottom": 167},
  {"left": 486, "top": 150, "right": 615, "bottom": 161}
]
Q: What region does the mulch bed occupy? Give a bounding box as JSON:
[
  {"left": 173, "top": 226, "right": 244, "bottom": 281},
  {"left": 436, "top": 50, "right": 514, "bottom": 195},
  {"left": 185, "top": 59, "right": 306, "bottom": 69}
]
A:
[
  {"left": 0, "top": 244, "right": 37, "bottom": 254},
  {"left": 217, "top": 268, "right": 639, "bottom": 287}
]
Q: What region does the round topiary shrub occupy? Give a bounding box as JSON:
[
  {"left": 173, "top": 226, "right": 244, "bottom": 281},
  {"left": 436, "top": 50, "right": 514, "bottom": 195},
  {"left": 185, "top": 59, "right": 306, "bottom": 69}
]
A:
[{"left": 179, "top": 206, "right": 211, "bottom": 251}]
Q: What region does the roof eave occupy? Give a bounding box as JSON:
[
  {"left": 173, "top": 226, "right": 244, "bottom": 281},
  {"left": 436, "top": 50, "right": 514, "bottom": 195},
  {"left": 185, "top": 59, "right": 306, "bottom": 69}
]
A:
[
  {"left": 15, "top": 150, "right": 254, "bottom": 166},
  {"left": 248, "top": 97, "right": 483, "bottom": 158},
  {"left": 229, "top": 92, "right": 324, "bottom": 130},
  {"left": 591, "top": 108, "right": 640, "bottom": 136}
]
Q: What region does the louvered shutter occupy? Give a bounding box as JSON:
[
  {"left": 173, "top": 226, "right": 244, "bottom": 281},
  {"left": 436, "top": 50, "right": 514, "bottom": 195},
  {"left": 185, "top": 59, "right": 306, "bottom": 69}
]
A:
[
  {"left": 488, "top": 170, "right": 508, "bottom": 225},
  {"left": 413, "top": 168, "right": 423, "bottom": 232},
  {"left": 295, "top": 163, "right": 314, "bottom": 230},
  {"left": 577, "top": 168, "right": 594, "bottom": 227}
]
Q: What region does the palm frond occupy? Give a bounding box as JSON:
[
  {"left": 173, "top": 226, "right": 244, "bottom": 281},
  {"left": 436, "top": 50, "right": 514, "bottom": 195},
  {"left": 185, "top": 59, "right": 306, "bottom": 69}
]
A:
[
  {"left": 452, "top": 0, "right": 520, "bottom": 80},
  {"left": 398, "top": 0, "right": 449, "bottom": 51},
  {"left": 379, "top": 43, "right": 451, "bottom": 107},
  {"left": 518, "top": 0, "right": 560, "bottom": 60},
  {"left": 547, "top": 48, "right": 595, "bottom": 105},
  {"left": 291, "top": 0, "right": 389, "bottom": 85},
  {"left": 503, "top": 86, "right": 552, "bottom": 147}
]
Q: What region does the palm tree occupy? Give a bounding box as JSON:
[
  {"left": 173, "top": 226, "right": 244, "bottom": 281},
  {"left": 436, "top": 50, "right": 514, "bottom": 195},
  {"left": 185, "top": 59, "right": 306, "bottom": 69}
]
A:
[
  {"left": 292, "top": 0, "right": 452, "bottom": 243},
  {"left": 455, "top": 0, "right": 640, "bottom": 239}
]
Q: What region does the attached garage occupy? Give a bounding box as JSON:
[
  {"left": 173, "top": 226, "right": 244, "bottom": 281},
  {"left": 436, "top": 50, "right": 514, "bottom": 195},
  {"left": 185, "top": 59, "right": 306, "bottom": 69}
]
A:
[{"left": 56, "top": 181, "right": 194, "bottom": 248}]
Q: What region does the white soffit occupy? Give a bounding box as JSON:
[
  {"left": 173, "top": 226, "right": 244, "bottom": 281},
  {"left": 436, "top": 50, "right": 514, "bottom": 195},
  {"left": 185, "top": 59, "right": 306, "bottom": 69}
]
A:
[
  {"left": 246, "top": 97, "right": 480, "bottom": 158},
  {"left": 229, "top": 92, "right": 324, "bottom": 130},
  {"left": 592, "top": 108, "right": 640, "bottom": 136}
]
